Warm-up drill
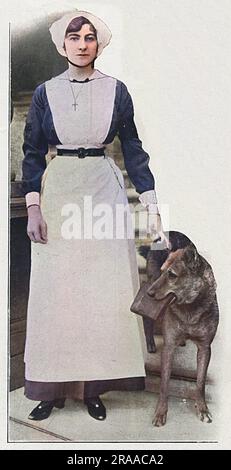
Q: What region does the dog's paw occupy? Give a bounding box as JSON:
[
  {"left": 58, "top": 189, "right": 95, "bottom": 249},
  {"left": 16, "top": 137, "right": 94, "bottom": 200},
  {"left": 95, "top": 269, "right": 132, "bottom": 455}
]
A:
[
  {"left": 152, "top": 411, "right": 167, "bottom": 427},
  {"left": 198, "top": 410, "right": 212, "bottom": 423},
  {"left": 195, "top": 403, "right": 212, "bottom": 423}
]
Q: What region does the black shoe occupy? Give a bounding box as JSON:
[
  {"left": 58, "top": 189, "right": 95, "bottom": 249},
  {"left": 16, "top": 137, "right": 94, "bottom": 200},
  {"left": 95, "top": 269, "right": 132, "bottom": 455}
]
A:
[
  {"left": 28, "top": 398, "right": 65, "bottom": 421},
  {"left": 85, "top": 397, "right": 106, "bottom": 421}
]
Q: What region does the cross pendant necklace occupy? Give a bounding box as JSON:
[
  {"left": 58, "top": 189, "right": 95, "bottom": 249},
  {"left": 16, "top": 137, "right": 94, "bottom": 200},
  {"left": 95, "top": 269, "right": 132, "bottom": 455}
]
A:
[
  {"left": 67, "top": 72, "right": 89, "bottom": 112},
  {"left": 72, "top": 102, "right": 78, "bottom": 111},
  {"left": 70, "top": 84, "right": 85, "bottom": 112}
]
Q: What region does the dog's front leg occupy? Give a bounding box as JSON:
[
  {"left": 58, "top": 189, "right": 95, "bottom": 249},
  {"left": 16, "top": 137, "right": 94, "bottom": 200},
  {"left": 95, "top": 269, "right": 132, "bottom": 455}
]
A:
[
  {"left": 195, "top": 344, "right": 212, "bottom": 423},
  {"left": 153, "top": 343, "right": 175, "bottom": 427}
]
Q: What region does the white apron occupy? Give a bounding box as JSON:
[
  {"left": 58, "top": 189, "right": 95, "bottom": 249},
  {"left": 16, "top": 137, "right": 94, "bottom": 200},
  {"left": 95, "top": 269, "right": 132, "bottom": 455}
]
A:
[{"left": 24, "top": 70, "right": 146, "bottom": 382}]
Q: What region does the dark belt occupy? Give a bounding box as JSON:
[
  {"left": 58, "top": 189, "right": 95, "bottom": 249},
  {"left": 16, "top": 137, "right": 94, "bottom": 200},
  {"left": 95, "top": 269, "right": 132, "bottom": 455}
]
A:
[{"left": 57, "top": 147, "right": 105, "bottom": 158}]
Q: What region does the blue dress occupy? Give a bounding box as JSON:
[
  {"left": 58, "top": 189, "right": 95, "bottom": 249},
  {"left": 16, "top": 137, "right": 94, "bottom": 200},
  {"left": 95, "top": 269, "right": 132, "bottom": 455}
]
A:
[{"left": 22, "top": 76, "right": 155, "bottom": 195}]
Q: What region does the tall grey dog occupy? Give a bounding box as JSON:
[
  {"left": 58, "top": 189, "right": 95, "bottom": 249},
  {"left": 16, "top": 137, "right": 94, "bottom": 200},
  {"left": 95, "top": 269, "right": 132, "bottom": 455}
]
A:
[{"left": 139, "top": 232, "right": 219, "bottom": 426}]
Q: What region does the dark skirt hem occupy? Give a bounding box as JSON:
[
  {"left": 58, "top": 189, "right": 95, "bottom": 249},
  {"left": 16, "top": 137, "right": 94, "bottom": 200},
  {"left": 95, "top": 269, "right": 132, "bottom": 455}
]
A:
[{"left": 24, "top": 377, "right": 145, "bottom": 401}]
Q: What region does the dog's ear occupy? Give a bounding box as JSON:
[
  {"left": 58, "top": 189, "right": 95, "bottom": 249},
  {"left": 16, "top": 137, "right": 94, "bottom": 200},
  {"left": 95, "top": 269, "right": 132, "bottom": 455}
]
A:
[
  {"left": 203, "top": 266, "right": 217, "bottom": 290},
  {"left": 183, "top": 244, "right": 201, "bottom": 271}
]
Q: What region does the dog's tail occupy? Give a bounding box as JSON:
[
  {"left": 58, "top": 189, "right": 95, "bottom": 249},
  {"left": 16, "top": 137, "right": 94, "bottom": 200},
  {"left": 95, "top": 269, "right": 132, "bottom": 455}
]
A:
[{"left": 138, "top": 245, "right": 150, "bottom": 259}]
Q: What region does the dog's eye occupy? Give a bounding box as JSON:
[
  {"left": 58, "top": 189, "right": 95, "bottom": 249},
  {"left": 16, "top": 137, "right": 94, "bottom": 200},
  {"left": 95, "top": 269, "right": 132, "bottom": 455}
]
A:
[{"left": 167, "top": 270, "right": 178, "bottom": 279}]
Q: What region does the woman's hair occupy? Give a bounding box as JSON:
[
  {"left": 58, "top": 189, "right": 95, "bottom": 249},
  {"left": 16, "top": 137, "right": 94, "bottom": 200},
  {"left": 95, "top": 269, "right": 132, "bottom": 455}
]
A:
[{"left": 65, "top": 16, "right": 97, "bottom": 38}]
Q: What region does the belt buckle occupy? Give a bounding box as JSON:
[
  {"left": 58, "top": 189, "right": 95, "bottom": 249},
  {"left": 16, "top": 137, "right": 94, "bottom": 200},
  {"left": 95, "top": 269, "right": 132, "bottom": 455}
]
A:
[{"left": 77, "top": 147, "right": 86, "bottom": 158}]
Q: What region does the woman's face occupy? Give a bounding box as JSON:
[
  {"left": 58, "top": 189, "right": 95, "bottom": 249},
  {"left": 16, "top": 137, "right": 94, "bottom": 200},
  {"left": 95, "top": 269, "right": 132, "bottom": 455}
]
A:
[{"left": 64, "top": 23, "right": 98, "bottom": 67}]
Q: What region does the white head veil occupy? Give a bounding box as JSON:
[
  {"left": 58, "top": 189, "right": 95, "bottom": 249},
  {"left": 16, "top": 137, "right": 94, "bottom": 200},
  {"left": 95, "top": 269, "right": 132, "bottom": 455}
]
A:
[{"left": 49, "top": 10, "right": 112, "bottom": 58}]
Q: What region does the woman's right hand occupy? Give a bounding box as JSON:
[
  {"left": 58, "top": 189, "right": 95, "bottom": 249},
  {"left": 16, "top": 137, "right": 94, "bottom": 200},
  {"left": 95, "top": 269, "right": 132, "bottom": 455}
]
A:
[{"left": 27, "top": 205, "right": 48, "bottom": 243}]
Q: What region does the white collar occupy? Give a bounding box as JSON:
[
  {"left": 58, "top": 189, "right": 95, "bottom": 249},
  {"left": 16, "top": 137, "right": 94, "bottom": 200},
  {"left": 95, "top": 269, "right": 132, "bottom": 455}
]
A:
[{"left": 57, "top": 69, "right": 107, "bottom": 83}]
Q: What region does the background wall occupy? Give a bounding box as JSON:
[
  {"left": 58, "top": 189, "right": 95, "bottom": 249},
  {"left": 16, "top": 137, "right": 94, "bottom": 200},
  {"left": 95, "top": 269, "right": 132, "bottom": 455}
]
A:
[{"left": 1, "top": 0, "right": 231, "bottom": 447}]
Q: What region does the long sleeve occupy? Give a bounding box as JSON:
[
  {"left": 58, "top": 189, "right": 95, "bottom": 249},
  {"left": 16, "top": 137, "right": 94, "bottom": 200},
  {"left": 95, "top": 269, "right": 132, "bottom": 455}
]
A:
[
  {"left": 22, "top": 85, "right": 48, "bottom": 199},
  {"left": 117, "top": 82, "right": 155, "bottom": 195}
]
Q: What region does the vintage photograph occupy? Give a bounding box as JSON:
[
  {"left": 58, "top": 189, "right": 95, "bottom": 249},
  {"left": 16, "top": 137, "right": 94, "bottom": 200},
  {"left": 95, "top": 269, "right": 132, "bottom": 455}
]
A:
[{"left": 4, "top": 0, "right": 230, "bottom": 446}]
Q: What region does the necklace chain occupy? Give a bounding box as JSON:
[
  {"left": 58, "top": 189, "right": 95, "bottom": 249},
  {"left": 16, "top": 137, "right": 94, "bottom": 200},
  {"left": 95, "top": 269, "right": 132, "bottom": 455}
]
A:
[{"left": 66, "top": 72, "right": 88, "bottom": 111}]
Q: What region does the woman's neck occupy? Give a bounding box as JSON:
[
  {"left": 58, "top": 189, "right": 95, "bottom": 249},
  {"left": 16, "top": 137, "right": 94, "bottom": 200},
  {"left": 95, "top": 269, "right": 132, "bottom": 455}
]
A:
[{"left": 67, "top": 63, "right": 95, "bottom": 81}]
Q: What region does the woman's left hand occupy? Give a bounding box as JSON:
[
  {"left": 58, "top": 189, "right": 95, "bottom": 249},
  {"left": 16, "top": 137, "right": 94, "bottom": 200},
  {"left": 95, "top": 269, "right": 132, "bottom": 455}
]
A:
[{"left": 147, "top": 212, "right": 170, "bottom": 249}]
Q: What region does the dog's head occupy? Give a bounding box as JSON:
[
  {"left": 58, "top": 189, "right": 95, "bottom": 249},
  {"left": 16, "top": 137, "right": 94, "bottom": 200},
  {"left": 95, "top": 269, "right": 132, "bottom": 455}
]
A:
[{"left": 147, "top": 243, "right": 216, "bottom": 305}]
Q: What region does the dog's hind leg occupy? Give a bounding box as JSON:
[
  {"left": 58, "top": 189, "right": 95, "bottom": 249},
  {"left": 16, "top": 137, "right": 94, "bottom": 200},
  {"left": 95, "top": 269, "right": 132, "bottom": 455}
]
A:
[
  {"left": 195, "top": 344, "right": 212, "bottom": 423},
  {"left": 152, "top": 342, "right": 176, "bottom": 426}
]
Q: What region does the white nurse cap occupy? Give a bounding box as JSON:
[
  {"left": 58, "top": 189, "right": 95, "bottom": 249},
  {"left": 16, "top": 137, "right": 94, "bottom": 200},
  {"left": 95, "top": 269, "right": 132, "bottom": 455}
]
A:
[{"left": 49, "top": 10, "right": 112, "bottom": 57}]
